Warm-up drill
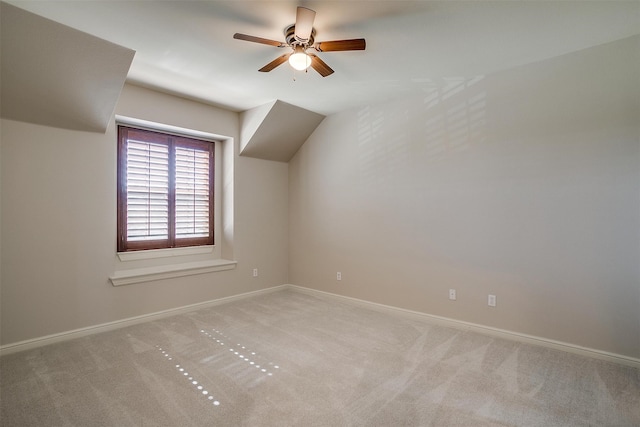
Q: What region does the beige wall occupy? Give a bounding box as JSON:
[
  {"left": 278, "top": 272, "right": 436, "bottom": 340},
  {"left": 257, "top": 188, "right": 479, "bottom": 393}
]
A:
[
  {"left": 1, "top": 36, "right": 638, "bottom": 361},
  {"left": 289, "top": 36, "right": 640, "bottom": 358},
  {"left": 0, "top": 84, "right": 289, "bottom": 345}
]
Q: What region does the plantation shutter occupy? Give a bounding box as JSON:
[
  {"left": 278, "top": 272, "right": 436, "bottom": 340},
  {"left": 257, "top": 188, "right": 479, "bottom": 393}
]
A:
[
  {"left": 175, "top": 141, "right": 211, "bottom": 240},
  {"left": 117, "top": 126, "right": 214, "bottom": 252},
  {"left": 126, "top": 138, "right": 169, "bottom": 241}
]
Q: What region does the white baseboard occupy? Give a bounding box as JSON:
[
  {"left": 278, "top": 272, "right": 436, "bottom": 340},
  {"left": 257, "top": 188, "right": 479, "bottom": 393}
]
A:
[
  {"left": 286, "top": 284, "right": 640, "bottom": 369},
  {"left": 0, "top": 285, "right": 287, "bottom": 356},
  {"left": 3, "top": 283, "right": 639, "bottom": 369}
]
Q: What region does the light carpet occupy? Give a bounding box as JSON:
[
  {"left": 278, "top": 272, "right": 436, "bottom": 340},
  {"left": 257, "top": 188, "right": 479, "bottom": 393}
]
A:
[{"left": 1, "top": 289, "right": 639, "bottom": 426}]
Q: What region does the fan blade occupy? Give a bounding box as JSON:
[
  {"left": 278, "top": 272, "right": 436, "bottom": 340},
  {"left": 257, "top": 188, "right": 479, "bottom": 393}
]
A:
[
  {"left": 315, "top": 39, "right": 366, "bottom": 52},
  {"left": 295, "top": 7, "right": 316, "bottom": 42},
  {"left": 309, "top": 54, "right": 334, "bottom": 77},
  {"left": 233, "top": 33, "right": 286, "bottom": 48},
  {"left": 259, "top": 53, "right": 290, "bottom": 72}
]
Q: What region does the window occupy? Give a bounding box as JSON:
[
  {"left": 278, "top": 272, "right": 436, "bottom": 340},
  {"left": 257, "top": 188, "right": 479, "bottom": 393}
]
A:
[{"left": 117, "top": 126, "right": 214, "bottom": 252}]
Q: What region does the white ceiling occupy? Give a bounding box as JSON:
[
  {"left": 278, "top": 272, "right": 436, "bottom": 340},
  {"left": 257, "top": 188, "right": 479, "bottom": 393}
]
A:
[{"left": 4, "top": 1, "right": 640, "bottom": 116}]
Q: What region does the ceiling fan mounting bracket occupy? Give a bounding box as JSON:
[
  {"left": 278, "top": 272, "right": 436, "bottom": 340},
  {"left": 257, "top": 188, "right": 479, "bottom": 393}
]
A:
[{"left": 284, "top": 24, "right": 316, "bottom": 48}]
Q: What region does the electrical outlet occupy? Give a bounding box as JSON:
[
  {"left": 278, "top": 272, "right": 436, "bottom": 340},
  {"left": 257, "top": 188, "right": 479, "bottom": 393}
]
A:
[
  {"left": 449, "top": 289, "right": 456, "bottom": 300},
  {"left": 253, "top": 268, "right": 258, "bottom": 277},
  {"left": 488, "top": 294, "right": 497, "bottom": 307},
  {"left": 337, "top": 272, "right": 342, "bottom": 281}
]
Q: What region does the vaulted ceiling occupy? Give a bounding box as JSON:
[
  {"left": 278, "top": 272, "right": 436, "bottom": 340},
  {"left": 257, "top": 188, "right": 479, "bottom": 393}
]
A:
[{"left": 2, "top": 1, "right": 639, "bottom": 149}]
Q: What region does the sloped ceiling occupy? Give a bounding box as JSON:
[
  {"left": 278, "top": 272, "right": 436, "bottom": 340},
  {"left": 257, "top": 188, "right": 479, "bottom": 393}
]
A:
[
  {"left": 5, "top": 1, "right": 639, "bottom": 117},
  {"left": 0, "top": 2, "right": 134, "bottom": 132},
  {"left": 240, "top": 100, "right": 325, "bottom": 162},
  {"left": 1, "top": 1, "right": 638, "bottom": 158}
]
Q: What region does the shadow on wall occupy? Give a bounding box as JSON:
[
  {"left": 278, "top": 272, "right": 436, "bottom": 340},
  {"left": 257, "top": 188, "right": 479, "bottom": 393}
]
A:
[
  {"left": 357, "top": 34, "right": 639, "bottom": 191},
  {"left": 357, "top": 76, "right": 487, "bottom": 187}
]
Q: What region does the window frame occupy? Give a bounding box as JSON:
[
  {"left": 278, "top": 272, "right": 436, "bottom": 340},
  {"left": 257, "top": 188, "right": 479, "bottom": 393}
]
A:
[{"left": 117, "top": 125, "right": 215, "bottom": 252}]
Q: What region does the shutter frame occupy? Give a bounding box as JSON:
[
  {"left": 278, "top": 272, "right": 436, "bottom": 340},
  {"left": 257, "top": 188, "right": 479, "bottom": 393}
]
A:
[{"left": 117, "top": 126, "right": 214, "bottom": 252}]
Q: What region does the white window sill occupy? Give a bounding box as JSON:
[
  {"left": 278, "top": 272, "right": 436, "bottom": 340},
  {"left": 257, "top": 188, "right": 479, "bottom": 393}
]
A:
[{"left": 109, "top": 259, "right": 237, "bottom": 287}]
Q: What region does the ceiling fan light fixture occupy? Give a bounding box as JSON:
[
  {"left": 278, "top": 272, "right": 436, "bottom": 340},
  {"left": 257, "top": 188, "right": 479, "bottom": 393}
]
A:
[
  {"left": 288, "top": 46, "right": 311, "bottom": 71},
  {"left": 234, "top": 6, "right": 365, "bottom": 77}
]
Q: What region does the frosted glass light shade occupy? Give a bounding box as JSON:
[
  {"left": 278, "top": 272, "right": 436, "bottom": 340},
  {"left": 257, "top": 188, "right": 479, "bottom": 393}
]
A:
[{"left": 289, "top": 46, "right": 311, "bottom": 71}]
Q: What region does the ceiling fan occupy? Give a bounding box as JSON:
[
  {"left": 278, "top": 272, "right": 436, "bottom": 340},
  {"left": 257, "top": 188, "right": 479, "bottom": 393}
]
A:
[{"left": 233, "top": 6, "right": 366, "bottom": 77}]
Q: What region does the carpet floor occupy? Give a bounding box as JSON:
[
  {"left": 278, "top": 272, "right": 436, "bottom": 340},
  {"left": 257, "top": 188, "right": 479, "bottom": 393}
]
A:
[{"left": 1, "top": 289, "right": 639, "bottom": 426}]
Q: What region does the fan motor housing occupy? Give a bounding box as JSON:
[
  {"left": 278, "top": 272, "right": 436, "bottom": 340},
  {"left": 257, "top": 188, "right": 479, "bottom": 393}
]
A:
[{"left": 284, "top": 24, "right": 316, "bottom": 46}]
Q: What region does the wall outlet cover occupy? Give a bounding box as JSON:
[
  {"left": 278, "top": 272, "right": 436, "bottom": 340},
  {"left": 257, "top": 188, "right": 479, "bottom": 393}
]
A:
[{"left": 488, "top": 294, "right": 497, "bottom": 307}]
